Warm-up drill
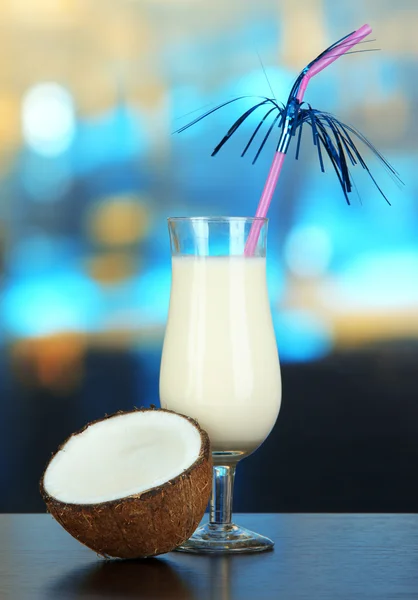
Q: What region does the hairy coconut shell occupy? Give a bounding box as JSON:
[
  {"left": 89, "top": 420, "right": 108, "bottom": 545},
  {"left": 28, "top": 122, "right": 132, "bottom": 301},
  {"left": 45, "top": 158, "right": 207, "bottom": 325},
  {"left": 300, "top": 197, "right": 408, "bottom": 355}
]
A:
[{"left": 40, "top": 408, "right": 212, "bottom": 559}]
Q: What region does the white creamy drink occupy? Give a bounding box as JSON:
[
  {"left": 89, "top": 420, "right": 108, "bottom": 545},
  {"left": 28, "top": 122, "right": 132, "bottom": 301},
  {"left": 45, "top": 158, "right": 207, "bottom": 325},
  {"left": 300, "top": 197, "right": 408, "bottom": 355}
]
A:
[{"left": 160, "top": 255, "right": 281, "bottom": 457}]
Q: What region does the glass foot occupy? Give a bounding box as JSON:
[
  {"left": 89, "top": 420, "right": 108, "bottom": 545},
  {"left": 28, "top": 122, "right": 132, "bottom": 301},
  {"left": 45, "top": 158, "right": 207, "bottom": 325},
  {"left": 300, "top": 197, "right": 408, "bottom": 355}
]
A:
[{"left": 174, "top": 522, "right": 274, "bottom": 554}]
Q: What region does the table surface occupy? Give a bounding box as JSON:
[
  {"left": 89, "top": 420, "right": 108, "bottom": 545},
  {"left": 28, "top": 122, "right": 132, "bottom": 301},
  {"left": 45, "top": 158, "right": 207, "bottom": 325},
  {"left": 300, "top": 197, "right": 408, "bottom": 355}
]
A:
[{"left": 1, "top": 513, "right": 418, "bottom": 599}]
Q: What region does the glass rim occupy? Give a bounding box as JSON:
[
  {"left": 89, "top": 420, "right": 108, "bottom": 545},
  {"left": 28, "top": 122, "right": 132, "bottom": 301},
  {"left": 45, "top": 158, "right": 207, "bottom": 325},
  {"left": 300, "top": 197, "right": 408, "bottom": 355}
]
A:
[{"left": 167, "top": 216, "right": 268, "bottom": 223}]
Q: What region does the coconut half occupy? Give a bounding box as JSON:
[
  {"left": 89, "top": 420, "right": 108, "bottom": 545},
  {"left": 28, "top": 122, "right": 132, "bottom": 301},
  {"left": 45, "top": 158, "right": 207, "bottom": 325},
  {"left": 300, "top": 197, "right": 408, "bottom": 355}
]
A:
[{"left": 40, "top": 408, "right": 212, "bottom": 559}]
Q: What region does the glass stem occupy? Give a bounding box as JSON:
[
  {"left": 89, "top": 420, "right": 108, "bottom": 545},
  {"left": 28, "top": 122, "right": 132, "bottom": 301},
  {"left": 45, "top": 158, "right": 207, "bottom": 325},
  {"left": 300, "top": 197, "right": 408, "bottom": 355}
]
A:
[{"left": 209, "top": 465, "right": 236, "bottom": 526}]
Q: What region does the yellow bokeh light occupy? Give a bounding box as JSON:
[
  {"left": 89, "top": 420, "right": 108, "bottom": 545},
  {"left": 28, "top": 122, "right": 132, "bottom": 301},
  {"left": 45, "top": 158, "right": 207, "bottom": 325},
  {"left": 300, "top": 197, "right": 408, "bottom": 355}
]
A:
[
  {"left": 86, "top": 252, "right": 138, "bottom": 285},
  {"left": 11, "top": 333, "right": 86, "bottom": 394},
  {"left": 280, "top": 1, "right": 326, "bottom": 69},
  {"left": 6, "top": 0, "right": 84, "bottom": 27},
  {"left": 86, "top": 195, "right": 150, "bottom": 247},
  {"left": 0, "top": 92, "right": 22, "bottom": 150}
]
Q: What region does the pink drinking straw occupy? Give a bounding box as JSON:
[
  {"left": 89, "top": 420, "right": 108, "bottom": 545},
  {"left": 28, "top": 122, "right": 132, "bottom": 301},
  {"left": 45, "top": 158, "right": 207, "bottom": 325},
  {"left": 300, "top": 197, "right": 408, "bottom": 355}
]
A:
[{"left": 245, "top": 24, "right": 373, "bottom": 256}]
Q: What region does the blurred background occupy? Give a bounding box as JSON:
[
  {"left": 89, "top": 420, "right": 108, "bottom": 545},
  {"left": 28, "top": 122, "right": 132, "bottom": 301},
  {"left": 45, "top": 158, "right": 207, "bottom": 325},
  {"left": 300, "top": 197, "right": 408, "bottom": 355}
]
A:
[{"left": 0, "top": 0, "right": 417, "bottom": 513}]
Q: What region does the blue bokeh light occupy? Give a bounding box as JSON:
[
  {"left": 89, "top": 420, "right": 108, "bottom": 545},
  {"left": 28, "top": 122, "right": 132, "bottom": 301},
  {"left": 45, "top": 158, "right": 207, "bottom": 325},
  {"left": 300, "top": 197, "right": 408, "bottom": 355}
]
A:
[
  {"left": 274, "top": 309, "right": 333, "bottom": 363},
  {"left": 284, "top": 224, "right": 333, "bottom": 278},
  {"left": 1, "top": 271, "right": 102, "bottom": 338},
  {"left": 327, "top": 249, "right": 418, "bottom": 310}
]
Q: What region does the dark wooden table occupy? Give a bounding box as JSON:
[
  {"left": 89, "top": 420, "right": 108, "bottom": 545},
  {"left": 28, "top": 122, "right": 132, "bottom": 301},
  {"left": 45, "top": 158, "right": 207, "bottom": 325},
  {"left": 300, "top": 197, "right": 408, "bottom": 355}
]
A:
[{"left": 1, "top": 514, "right": 418, "bottom": 599}]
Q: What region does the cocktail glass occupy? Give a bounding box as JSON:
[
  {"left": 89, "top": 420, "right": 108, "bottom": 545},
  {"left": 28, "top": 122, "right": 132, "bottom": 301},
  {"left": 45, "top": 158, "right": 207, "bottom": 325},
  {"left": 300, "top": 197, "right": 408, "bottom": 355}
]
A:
[{"left": 160, "top": 217, "right": 282, "bottom": 553}]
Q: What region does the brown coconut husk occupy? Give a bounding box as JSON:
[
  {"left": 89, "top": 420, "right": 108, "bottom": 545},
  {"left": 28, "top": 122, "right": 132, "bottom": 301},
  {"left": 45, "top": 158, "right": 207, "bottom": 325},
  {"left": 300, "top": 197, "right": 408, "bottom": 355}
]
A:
[{"left": 40, "top": 408, "right": 212, "bottom": 559}]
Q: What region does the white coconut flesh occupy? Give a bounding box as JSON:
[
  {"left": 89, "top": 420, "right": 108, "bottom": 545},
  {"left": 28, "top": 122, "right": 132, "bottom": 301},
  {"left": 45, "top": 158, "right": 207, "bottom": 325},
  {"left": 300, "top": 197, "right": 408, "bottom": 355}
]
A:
[{"left": 43, "top": 411, "right": 202, "bottom": 505}]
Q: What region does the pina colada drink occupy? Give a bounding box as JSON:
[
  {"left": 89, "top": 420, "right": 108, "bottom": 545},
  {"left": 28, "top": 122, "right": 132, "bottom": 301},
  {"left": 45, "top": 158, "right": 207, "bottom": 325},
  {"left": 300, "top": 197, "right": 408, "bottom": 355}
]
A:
[{"left": 160, "top": 255, "right": 281, "bottom": 459}]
